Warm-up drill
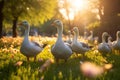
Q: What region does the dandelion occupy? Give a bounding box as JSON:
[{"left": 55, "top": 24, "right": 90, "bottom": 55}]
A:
[
  {"left": 80, "top": 61, "right": 112, "bottom": 78},
  {"left": 38, "top": 58, "right": 43, "bottom": 62},
  {"left": 58, "top": 71, "right": 63, "bottom": 79},
  {"left": 11, "top": 54, "right": 14, "bottom": 59},
  {"left": 15, "top": 61, "right": 23, "bottom": 66},
  {"left": 39, "top": 59, "right": 54, "bottom": 73},
  {"left": 40, "top": 76, "right": 44, "bottom": 80}
]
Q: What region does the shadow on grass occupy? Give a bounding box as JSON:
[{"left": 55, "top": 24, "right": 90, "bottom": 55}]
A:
[
  {"left": 0, "top": 61, "right": 17, "bottom": 80},
  {"left": 41, "top": 56, "right": 86, "bottom": 80},
  {"left": 0, "top": 60, "right": 44, "bottom": 80}
]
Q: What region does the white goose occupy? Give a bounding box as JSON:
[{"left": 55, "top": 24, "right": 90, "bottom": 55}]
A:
[
  {"left": 108, "top": 36, "right": 113, "bottom": 48},
  {"left": 98, "top": 32, "right": 111, "bottom": 54},
  {"left": 112, "top": 31, "right": 120, "bottom": 52},
  {"left": 51, "top": 20, "right": 73, "bottom": 62},
  {"left": 71, "top": 27, "right": 90, "bottom": 54},
  {"left": 87, "top": 31, "right": 94, "bottom": 43},
  {"left": 83, "top": 31, "right": 88, "bottom": 40},
  {"left": 19, "top": 21, "right": 44, "bottom": 61}
]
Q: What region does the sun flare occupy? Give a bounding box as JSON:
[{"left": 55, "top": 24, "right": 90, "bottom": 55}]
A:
[
  {"left": 70, "top": 0, "right": 89, "bottom": 11},
  {"left": 59, "top": 0, "right": 89, "bottom": 20}
]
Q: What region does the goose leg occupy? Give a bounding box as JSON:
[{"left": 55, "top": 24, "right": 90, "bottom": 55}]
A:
[
  {"left": 56, "top": 58, "right": 59, "bottom": 63},
  {"left": 64, "top": 59, "right": 67, "bottom": 62},
  {"left": 81, "top": 54, "right": 85, "bottom": 61},
  {"left": 27, "top": 57, "right": 29, "bottom": 61},
  {"left": 34, "top": 56, "right": 36, "bottom": 61}
]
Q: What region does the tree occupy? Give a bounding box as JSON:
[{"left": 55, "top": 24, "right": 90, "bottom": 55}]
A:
[
  {"left": 3, "top": 0, "right": 57, "bottom": 37},
  {"left": 101, "top": 0, "right": 120, "bottom": 40},
  {"left": 0, "top": 0, "right": 4, "bottom": 38},
  {"left": 88, "top": 0, "right": 120, "bottom": 41}
]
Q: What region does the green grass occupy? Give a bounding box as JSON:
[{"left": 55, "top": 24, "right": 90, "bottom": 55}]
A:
[{"left": 0, "top": 37, "right": 120, "bottom": 80}]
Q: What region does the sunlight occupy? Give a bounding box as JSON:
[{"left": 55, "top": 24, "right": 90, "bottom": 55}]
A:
[
  {"left": 59, "top": 8, "right": 75, "bottom": 20},
  {"left": 59, "top": 0, "right": 89, "bottom": 20},
  {"left": 70, "top": 0, "right": 89, "bottom": 11}
]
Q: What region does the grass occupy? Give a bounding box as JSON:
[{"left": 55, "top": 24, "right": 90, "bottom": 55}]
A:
[{"left": 0, "top": 37, "right": 120, "bottom": 80}]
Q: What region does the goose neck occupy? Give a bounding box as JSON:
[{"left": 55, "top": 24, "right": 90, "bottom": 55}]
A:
[
  {"left": 68, "top": 33, "right": 71, "bottom": 40},
  {"left": 102, "top": 35, "right": 106, "bottom": 43},
  {"left": 24, "top": 25, "right": 30, "bottom": 41},
  {"left": 57, "top": 25, "right": 63, "bottom": 41},
  {"left": 73, "top": 31, "right": 79, "bottom": 43},
  {"left": 117, "top": 34, "right": 120, "bottom": 41},
  {"left": 91, "top": 32, "right": 93, "bottom": 37},
  {"left": 117, "top": 36, "right": 120, "bottom": 41}
]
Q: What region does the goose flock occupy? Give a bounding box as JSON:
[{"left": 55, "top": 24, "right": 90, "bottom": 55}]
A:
[
  {"left": 18, "top": 20, "right": 120, "bottom": 62},
  {"left": 98, "top": 32, "right": 111, "bottom": 54},
  {"left": 71, "top": 27, "right": 90, "bottom": 55}
]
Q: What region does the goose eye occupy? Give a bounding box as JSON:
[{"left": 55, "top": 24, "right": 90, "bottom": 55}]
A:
[{"left": 57, "top": 21, "right": 60, "bottom": 23}]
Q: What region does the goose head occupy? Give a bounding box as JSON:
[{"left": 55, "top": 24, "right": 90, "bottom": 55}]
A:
[
  {"left": 90, "top": 31, "right": 93, "bottom": 35},
  {"left": 18, "top": 20, "right": 29, "bottom": 29},
  {"left": 102, "top": 32, "right": 109, "bottom": 43},
  {"left": 52, "top": 20, "right": 63, "bottom": 29},
  {"left": 73, "top": 27, "right": 79, "bottom": 36},
  {"left": 72, "top": 27, "right": 79, "bottom": 42}
]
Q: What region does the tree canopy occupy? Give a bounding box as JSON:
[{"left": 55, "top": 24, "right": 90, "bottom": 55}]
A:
[
  {"left": 2, "top": 0, "right": 58, "bottom": 37},
  {"left": 0, "top": 0, "right": 120, "bottom": 40}
]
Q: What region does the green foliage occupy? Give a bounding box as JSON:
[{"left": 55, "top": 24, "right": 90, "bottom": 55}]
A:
[
  {"left": 3, "top": 0, "right": 58, "bottom": 26},
  {"left": 87, "top": 21, "right": 100, "bottom": 30},
  {"left": 0, "top": 37, "right": 120, "bottom": 80},
  {"left": 40, "top": 20, "right": 56, "bottom": 36}
]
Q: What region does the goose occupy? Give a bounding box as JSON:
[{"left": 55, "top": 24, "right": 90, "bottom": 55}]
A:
[
  {"left": 87, "top": 31, "right": 94, "bottom": 43},
  {"left": 80, "top": 61, "right": 112, "bottom": 78},
  {"left": 71, "top": 27, "right": 90, "bottom": 55},
  {"left": 108, "top": 36, "right": 113, "bottom": 48},
  {"left": 83, "top": 31, "right": 88, "bottom": 40},
  {"left": 98, "top": 32, "right": 111, "bottom": 54},
  {"left": 51, "top": 20, "right": 73, "bottom": 62},
  {"left": 112, "top": 31, "right": 120, "bottom": 52},
  {"left": 18, "top": 21, "right": 45, "bottom": 61}
]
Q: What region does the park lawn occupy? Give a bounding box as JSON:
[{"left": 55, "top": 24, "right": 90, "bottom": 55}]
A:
[{"left": 0, "top": 37, "right": 120, "bottom": 80}]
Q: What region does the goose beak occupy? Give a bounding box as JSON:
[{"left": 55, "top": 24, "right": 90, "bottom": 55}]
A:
[{"left": 51, "top": 23, "right": 55, "bottom": 26}]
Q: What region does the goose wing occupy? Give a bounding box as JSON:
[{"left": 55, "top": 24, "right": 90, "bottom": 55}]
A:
[
  {"left": 31, "top": 41, "right": 41, "bottom": 47},
  {"left": 65, "top": 42, "right": 72, "bottom": 49},
  {"left": 80, "top": 42, "right": 90, "bottom": 48}
]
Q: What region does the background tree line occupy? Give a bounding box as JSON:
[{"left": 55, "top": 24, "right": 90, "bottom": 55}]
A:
[
  {"left": 0, "top": 0, "right": 58, "bottom": 38},
  {"left": 0, "top": 0, "right": 120, "bottom": 41}
]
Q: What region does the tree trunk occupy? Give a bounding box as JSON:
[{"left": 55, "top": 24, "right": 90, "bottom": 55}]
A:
[
  {"left": 12, "top": 17, "right": 18, "bottom": 37},
  {"left": 64, "top": 0, "right": 72, "bottom": 31},
  {"left": 0, "top": 0, "right": 4, "bottom": 38},
  {"left": 98, "top": 0, "right": 120, "bottom": 41}
]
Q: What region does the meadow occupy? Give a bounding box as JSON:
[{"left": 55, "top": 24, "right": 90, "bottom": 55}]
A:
[{"left": 0, "top": 36, "right": 120, "bottom": 80}]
